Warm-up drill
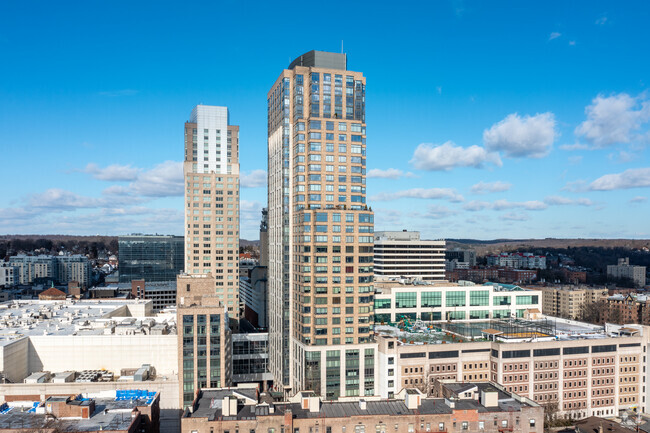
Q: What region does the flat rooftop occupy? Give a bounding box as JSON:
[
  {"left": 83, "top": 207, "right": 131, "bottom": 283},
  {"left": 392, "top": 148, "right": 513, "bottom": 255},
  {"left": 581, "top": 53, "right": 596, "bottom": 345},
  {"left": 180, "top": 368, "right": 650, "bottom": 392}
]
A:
[
  {"left": 375, "top": 316, "right": 611, "bottom": 345},
  {"left": 0, "top": 390, "right": 157, "bottom": 432},
  {"left": 0, "top": 300, "right": 175, "bottom": 346}
]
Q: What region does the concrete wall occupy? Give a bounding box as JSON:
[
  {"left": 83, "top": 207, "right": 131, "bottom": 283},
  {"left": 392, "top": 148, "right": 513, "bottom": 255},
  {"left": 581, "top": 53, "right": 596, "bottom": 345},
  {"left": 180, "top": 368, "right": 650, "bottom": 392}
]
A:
[
  {"left": 26, "top": 335, "right": 178, "bottom": 379},
  {"left": 0, "top": 337, "right": 29, "bottom": 383}
]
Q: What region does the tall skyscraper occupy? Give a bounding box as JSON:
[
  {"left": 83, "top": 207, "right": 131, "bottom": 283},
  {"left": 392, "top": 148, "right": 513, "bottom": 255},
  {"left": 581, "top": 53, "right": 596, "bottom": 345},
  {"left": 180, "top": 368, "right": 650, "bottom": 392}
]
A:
[
  {"left": 183, "top": 105, "right": 240, "bottom": 313},
  {"left": 267, "top": 51, "right": 376, "bottom": 398}
]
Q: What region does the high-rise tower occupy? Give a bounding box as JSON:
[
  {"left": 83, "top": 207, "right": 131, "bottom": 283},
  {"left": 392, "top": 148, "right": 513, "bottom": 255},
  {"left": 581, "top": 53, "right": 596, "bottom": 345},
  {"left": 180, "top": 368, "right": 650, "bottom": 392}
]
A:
[
  {"left": 267, "top": 51, "right": 376, "bottom": 398},
  {"left": 183, "top": 105, "right": 240, "bottom": 314}
]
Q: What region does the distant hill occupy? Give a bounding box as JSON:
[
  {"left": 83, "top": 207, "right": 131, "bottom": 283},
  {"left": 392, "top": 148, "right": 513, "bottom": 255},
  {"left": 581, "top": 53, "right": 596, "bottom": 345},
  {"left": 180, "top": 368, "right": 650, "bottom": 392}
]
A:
[
  {"left": 240, "top": 239, "right": 260, "bottom": 247},
  {"left": 446, "top": 238, "right": 650, "bottom": 255}
]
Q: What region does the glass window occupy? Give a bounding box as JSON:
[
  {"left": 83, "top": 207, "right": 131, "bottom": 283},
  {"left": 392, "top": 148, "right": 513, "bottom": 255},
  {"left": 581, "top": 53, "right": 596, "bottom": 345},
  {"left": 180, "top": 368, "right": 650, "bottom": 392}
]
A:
[
  {"left": 421, "top": 292, "right": 442, "bottom": 308},
  {"left": 470, "top": 290, "right": 490, "bottom": 306},
  {"left": 395, "top": 292, "right": 416, "bottom": 309},
  {"left": 445, "top": 291, "right": 466, "bottom": 307},
  {"left": 493, "top": 295, "right": 511, "bottom": 306}
]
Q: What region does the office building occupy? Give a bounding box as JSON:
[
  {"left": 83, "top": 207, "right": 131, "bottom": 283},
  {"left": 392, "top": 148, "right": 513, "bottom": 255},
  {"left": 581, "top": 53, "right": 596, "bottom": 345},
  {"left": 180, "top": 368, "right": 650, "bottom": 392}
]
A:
[
  {"left": 373, "top": 281, "right": 542, "bottom": 323},
  {"left": 118, "top": 235, "right": 184, "bottom": 283},
  {"left": 176, "top": 274, "right": 232, "bottom": 409},
  {"left": 445, "top": 247, "right": 477, "bottom": 268},
  {"left": 131, "top": 280, "right": 178, "bottom": 312},
  {"left": 607, "top": 257, "right": 646, "bottom": 287},
  {"left": 374, "top": 231, "right": 446, "bottom": 281},
  {"left": 267, "top": 50, "right": 375, "bottom": 396},
  {"left": 375, "top": 319, "right": 650, "bottom": 418},
  {"left": 538, "top": 285, "right": 608, "bottom": 320},
  {"left": 181, "top": 383, "right": 543, "bottom": 433},
  {"left": 184, "top": 105, "right": 240, "bottom": 313}
]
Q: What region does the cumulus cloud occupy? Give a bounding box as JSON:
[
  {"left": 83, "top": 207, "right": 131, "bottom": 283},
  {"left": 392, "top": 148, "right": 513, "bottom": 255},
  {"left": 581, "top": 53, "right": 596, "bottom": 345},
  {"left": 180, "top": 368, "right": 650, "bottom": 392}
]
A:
[
  {"left": 589, "top": 167, "right": 650, "bottom": 191},
  {"left": 549, "top": 32, "right": 562, "bottom": 41},
  {"left": 575, "top": 92, "right": 650, "bottom": 147},
  {"left": 83, "top": 163, "right": 139, "bottom": 181},
  {"left": 483, "top": 113, "right": 557, "bottom": 158},
  {"left": 367, "top": 168, "right": 415, "bottom": 179},
  {"left": 470, "top": 181, "right": 512, "bottom": 195},
  {"left": 543, "top": 195, "right": 595, "bottom": 206},
  {"left": 371, "top": 188, "right": 464, "bottom": 203},
  {"left": 410, "top": 141, "right": 501, "bottom": 171},
  {"left": 129, "top": 161, "right": 183, "bottom": 197},
  {"left": 240, "top": 169, "right": 267, "bottom": 188}
]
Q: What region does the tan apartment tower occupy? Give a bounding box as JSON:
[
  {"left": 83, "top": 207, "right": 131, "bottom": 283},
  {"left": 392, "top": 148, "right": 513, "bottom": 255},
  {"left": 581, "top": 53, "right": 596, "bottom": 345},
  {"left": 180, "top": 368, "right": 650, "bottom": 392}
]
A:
[
  {"left": 177, "top": 273, "right": 232, "bottom": 409},
  {"left": 267, "top": 50, "right": 376, "bottom": 398},
  {"left": 183, "top": 105, "right": 240, "bottom": 314}
]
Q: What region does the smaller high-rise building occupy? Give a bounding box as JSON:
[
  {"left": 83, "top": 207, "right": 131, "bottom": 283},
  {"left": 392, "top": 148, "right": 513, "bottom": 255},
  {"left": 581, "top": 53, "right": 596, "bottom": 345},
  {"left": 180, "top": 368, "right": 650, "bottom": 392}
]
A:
[
  {"left": 537, "top": 285, "right": 608, "bottom": 320},
  {"left": 176, "top": 274, "right": 232, "bottom": 409},
  {"left": 0, "top": 263, "right": 17, "bottom": 287},
  {"left": 118, "top": 235, "right": 184, "bottom": 283},
  {"left": 374, "top": 231, "right": 446, "bottom": 281},
  {"left": 607, "top": 258, "right": 646, "bottom": 287}
]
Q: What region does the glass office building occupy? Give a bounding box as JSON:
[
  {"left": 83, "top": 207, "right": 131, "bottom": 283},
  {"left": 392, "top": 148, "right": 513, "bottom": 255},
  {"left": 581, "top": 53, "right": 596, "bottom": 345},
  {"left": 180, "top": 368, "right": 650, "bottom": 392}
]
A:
[{"left": 118, "top": 235, "right": 184, "bottom": 282}]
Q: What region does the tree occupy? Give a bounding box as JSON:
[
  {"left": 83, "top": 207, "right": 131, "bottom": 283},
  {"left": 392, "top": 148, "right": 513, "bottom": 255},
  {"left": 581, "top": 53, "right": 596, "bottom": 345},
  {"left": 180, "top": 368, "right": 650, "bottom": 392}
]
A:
[{"left": 580, "top": 300, "right": 607, "bottom": 324}]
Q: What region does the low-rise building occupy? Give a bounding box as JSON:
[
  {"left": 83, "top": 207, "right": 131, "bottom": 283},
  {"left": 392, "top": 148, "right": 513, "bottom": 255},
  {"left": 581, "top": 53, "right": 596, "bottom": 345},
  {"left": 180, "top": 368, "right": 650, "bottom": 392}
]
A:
[
  {"left": 373, "top": 280, "right": 542, "bottom": 323},
  {"left": 374, "top": 318, "right": 650, "bottom": 419},
  {"left": 487, "top": 253, "right": 547, "bottom": 270},
  {"left": 0, "top": 389, "right": 160, "bottom": 433},
  {"left": 182, "top": 384, "right": 543, "bottom": 433}
]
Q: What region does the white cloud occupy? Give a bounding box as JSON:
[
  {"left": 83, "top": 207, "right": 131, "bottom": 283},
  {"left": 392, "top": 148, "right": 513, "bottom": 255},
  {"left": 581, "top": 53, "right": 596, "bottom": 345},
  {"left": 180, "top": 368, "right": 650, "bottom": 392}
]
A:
[
  {"left": 630, "top": 196, "right": 647, "bottom": 203},
  {"left": 83, "top": 163, "right": 139, "bottom": 181},
  {"left": 240, "top": 169, "right": 267, "bottom": 188},
  {"left": 81, "top": 160, "right": 183, "bottom": 197},
  {"left": 463, "top": 199, "right": 547, "bottom": 212},
  {"left": 562, "top": 180, "right": 588, "bottom": 192},
  {"left": 559, "top": 143, "right": 590, "bottom": 151},
  {"left": 368, "top": 168, "right": 405, "bottom": 179},
  {"left": 483, "top": 112, "right": 557, "bottom": 158},
  {"left": 575, "top": 92, "right": 650, "bottom": 147},
  {"left": 502, "top": 212, "right": 529, "bottom": 221},
  {"left": 28, "top": 189, "right": 98, "bottom": 210},
  {"left": 595, "top": 16, "right": 608, "bottom": 25},
  {"left": 371, "top": 188, "right": 464, "bottom": 203},
  {"left": 544, "top": 195, "right": 595, "bottom": 206},
  {"left": 589, "top": 167, "right": 650, "bottom": 191},
  {"left": 130, "top": 161, "right": 183, "bottom": 197},
  {"left": 410, "top": 141, "right": 501, "bottom": 171},
  {"left": 568, "top": 40, "right": 576, "bottom": 46},
  {"left": 470, "top": 181, "right": 512, "bottom": 195},
  {"left": 549, "top": 32, "right": 562, "bottom": 41},
  {"left": 426, "top": 205, "right": 458, "bottom": 219}
]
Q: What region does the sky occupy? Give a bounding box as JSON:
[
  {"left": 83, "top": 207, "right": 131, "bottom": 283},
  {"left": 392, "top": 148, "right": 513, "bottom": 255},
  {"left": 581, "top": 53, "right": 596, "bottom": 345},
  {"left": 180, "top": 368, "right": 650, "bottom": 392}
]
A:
[{"left": 1, "top": 1, "right": 650, "bottom": 240}]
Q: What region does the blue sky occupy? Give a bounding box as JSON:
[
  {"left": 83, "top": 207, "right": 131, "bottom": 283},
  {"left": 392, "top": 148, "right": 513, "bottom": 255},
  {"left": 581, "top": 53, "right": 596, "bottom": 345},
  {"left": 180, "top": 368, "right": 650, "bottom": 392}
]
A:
[{"left": 1, "top": 0, "right": 649, "bottom": 240}]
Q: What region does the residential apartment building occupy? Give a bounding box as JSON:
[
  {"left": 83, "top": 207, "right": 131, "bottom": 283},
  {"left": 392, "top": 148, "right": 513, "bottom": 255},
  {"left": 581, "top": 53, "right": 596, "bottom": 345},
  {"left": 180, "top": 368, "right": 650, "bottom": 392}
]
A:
[
  {"left": 267, "top": 50, "right": 375, "bottom": 397},
  {"left": 9, "top": 255, "right": 91, "bottom": 286},
  {"left": 176, "top": 274, "right": 232, "bottom": 409},
  {"left": 447, "top": 267, "right": 538, "bottom": 284},
  {"left": 56, "top": 255, "right": 93, "bottom": 288},
  {"left": 0, "top": 263, "right": 17, "bottom": 287},
  {"left": 183, "top": 105, "right": 240, "bottom": 313},
  {"left": 182, "top": 384, "right": 543, "bottom": 433},
  {"left": 239, "top": 266, "right": 267, "bottom": 328},
  {"left": 445, "top": 247, "right": 477, "bottom": 268},
  {"left": 374, "top": 231, "right": 446, "bottom": 281},
  {"left": 537, "top": 285, "right": 608, "bottom": 320},
  {"left": 373, "top": 281, "right": 542, "bottom": 323},
  {"left": 375, "top": 320, "right": 650, "bottom": 418},
  {"left": 607, "top": 258, "right": 647, "bottom": 287},
  {"left": 118, "top": 234, "right": 184, "bottom": 283},
  {"left": 487, "top": 253, "right": 547, "bottom": 270}
]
